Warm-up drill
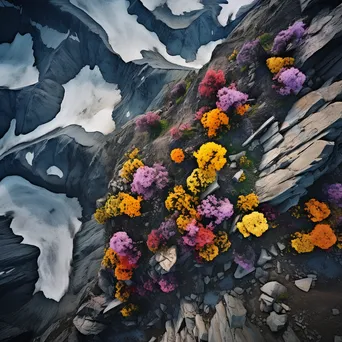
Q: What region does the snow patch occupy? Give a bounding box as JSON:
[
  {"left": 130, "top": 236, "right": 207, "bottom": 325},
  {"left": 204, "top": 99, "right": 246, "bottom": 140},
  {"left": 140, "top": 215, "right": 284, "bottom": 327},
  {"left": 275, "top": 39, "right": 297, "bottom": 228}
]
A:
[
  {"left": 0, "top": 33, "right": 39, "bottom": 89},
  {"left": 25, "top": 152, "right": 34, "bottom": 166},
  {"left": 0, "top": 176, "right": 82, "bottom": 301},
  {"left": 69, "top": 32, "right": 80, "bottom": 42},
  {"left": 218, "top": 0, "right": 255, "bottom": 26},
  {"left": 69, "top": 0, "right": 218, "bottom": 69},
  {"left": 140, "top": 0, "right": 203, "bottom": 15},
  {"left": 31, "top": 20, "right": 69, "bottom": 49},
  {"left": 47, "top": 166, "right": 64, "bottom": 178},
  {"left": 0, "top": 65, "right": 120, "bottom": 159}
]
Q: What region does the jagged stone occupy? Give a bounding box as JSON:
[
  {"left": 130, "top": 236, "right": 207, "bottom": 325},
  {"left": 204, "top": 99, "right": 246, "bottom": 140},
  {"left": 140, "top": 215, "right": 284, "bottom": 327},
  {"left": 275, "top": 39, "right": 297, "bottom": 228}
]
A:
[
  {"left": 263, "top": 133, "right": 283, "bottom": 153},
  {"left": 242, "top": 116, "right": 275, "bottom": 147},
  {"left": 257, "top": 249, "right": 272, "bottom": 266},
  {"left": 155, "top": 246, "right": 177, "bottom": 272},
  {"left": 224, "top": 294, "right": 247, "bottom": 328},
  {"left": 255, "top": 267, "right": 269, "bottom": 284},
  {"left": 266, "top": 312, "right": 287, "bottom": 332},
  {"left": 295, "top": 278, "right": 313, "bottom": 292},
  {"left": 181, "top": 300, "right": 197, "bottom": 319},
  {"left": 283, "top": 326, "right": 301, "bottom": 342},
  {"left": 233, "top": 170, "right": 244, "bottom": 182},
  {"left": 259, "top": 294, "right": 274, "bottom": 313},
  {"left": 103, "top": 299, "right": 122, "bottom": 314},
  {"left": 260, "top": 281, "right": 287, "bottom": 298},
  {"left": 230, "top": 215, "right": 241, "bottom": 234},
  {"left": 277, "top": 242, "right": 286, "bottom": 251},
  {"left": 234, "top": 265, "right": 255, "bottom": 279},
  {"left": 260, "top": 122, "right": 279, "bottom": 145},
  {"left": 268, "top": 245, "right": 278, "bottom": 257},
  {"left": 195, "top": 314, "right": 208, "bottom": 341},
  {"left": 224, "top": 262, "right": 232, "bottom": 272},
  {"left": 281, "top": 303, "right": 291, "bottom": 312}
]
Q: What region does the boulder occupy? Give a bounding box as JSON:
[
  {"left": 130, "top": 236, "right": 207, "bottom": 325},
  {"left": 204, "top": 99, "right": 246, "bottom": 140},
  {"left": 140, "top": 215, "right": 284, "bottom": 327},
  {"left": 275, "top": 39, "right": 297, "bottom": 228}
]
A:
[
  {"left": 266, "top": 312, "right": 287, "bottom": 332},
  {"left": 294, "top": 278, "right": 313, "bottom": 292},
  {"left": 224, "top": 294, "right": 247, "bottom": 329},
  {"left": 260, "top": 281, "right": 287, "bottom": 298},
  {"left": 155, "top": 246, "right": 177, "bottom": 272}
]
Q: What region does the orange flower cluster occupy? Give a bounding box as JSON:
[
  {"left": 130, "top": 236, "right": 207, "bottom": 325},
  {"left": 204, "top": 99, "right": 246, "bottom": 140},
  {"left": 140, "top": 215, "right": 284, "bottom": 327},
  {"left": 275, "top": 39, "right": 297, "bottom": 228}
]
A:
[
  {"left": 304, "top": 199, "right": 331, "bottom": 222},
  {"left": 200, "top": 108, "right": 230, "bottom": 138},
  {"left": 105, "top": 193, "right": 142, "bottom": 218},
  {"left": 170, "top": 148, "right": 185, "bottom": 163},
  {"left": 309, "top": 224, "right": 337, "bottom": 250},
  {"left": 199, "top": 244, "right": 219, "bottom": 261},
  {"left": 235, "top": 104, "right": 250, "bottom": 116},
  {"left": 121, "top": 303, "right": 138, "bottom": 317}
]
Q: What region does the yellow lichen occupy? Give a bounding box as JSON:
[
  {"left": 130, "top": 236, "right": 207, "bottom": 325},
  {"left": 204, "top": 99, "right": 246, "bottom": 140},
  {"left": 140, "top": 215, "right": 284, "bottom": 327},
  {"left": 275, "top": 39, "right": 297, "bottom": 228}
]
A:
[{"left": 304, "top": 199, "right": 331, "bottom": 222}]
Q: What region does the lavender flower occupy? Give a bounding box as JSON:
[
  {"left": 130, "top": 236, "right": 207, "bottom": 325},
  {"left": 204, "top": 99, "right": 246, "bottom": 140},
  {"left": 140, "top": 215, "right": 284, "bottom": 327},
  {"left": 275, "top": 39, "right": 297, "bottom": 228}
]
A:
[
  {"left": 237, "top": 39, "right": 260, "bottom": 67},
  {"left": 272, "top": 21, "right": 306, "bottom": 54},
  {"left": 273, "top": 67, "right": 306, "bottom": 95},
  {"left": 131, "top": 163, "right": 169, "bottom": 200},
  {"left": 110, "top": 232, "right": 133, "bottom": 256},
  {"left": 182, "top": 220, "right": 199, "bottom": 247},
  {"left": 197, "top": 195, "right": 234, "bottom": 225},
  {"left": 216, "top": 87, "right": 248, "bottom": 111},
  {"left": 323, "top": 183, "right": 342, "bottom": 207}
]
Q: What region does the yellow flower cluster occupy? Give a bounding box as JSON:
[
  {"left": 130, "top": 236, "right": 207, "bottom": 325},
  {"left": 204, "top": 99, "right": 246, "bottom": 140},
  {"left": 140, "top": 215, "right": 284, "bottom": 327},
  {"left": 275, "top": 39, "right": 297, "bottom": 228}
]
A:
[
  {"left": 105, "top": 193, "right": 142, "bottom": 218},
  {"left": 194, "top": 142, "right": 227, "bottom": 173},
  {"left": 165, "top": 185, "right": 198, "bottom": 217},
  {"left": 94, "top": 206, "right": 109, "bottom": 224},
  {"left": 266, "top": 57, "right": 295, "bottom": 74},
  {"left": 170, "top": 148, "right": 185, "bottom": 163},
  {"left": 120, "top": 158, "right": 144, "bottom": 182},
  {"left": 228, "top": 49, "right": 238, "bottom": 61},
  {"left": 238, "top": 172, "right": 246, "bottom": 182},
  {"left": 176, "top": 215, "right": 193, "bottom": 234},
  {"left": 235, "top": 104, "right": 250, "bottom": 116},
  {"left": 199, "top": 244, "right": 219, "bottom": 261},
  {"left": 121, "top": 303, "right": 138, "bottom": 317},
  {"left": 187, "top": 168, "right": 216, "bottom": 195},
  {"left": 200, "top": 108, "right": 230, "bottom": 138},
  {"left": 115, "top": 281, "right": 130, "bottom": 302},
  {"left": 214, "top": 231, "right": 231, "bottom": 252},
  {"left": 237, "top": 193, "right": 259, "bottom": 211},
  {"left": 239, "top": 155, "right": 252, "bottom": 168},
  {"left": 125, "top": 147, "right": 139, "bottom": 160},
  {"left": 237, "top": 211, "right": 268, "bottom": 238},
  {"left": 102, "top": 248, "right": 119, "bottom": 268},
  {"left": 291, "top": 232, "right": 314, "bottom": 253}
]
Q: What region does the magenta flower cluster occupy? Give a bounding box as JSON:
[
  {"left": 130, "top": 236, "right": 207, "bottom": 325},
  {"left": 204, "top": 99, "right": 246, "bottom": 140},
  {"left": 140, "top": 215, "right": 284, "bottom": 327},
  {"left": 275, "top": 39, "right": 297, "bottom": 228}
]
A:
[
  {"left": 171, "top": 81, "right": 187, "bottom": 100},
  {"left": 272, "top": 21, "right": 306, "bottom": 54},
  {"left": 273, "top": 67, "right": 306, "bottom": 95},
  {"left": 216, "top": 86, "right": 248, "bottom": 111},
  {"left": 197, "top": 195, "right": 234, "bottom": 225},
  {"left": 237, "top": 39, "right": 260, "bottom": 67},
  {"left": 110, "top": 231, "right": 141, "bottom": 265},
  {"left": 182, "top": 220, "right": 199, "bottom": 247},
  {"left": 158, "top": 275, "right": 177, "bottom": 293},
  {"left": 135, "top": 111, "right": 161, "bottom": 132},
  {"left": 323, "top": 183, "right": 342, "bottom": 207},
  {"left": 131, "top": 163, "right": 169, "bottom": 200}
]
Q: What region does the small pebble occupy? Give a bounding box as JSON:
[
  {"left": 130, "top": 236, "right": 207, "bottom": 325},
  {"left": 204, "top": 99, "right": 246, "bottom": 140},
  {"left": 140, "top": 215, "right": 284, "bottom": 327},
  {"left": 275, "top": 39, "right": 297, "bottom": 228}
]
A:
[{"left": 332, "top": 309, "right": 340, "bottom": 316}]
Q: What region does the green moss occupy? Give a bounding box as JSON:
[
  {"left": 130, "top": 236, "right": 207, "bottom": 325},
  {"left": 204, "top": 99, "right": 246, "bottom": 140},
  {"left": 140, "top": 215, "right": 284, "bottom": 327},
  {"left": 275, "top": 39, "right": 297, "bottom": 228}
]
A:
[
  {"left": 258, "top": 33, "right": 273, "bottom": 51},
  {"left": 240, "top": 65, "right": 248, "bottom": 73},
  {"left": 150, "top": 119, "right": 169, "bottom": 139}
]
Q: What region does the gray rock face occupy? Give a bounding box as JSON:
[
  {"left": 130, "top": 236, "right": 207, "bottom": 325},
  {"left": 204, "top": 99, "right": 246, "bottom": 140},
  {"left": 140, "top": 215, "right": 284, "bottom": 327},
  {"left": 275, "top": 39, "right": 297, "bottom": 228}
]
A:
[
  {"left": 266, "top": 312, "right": 287, "bottom": 332},
  {"left": 195, "top": 315, "right": 208, "bottom": 341},
  {"left": 155, "top": 246, "right": 177, "bottom": 272},
  {"left": 224, "top": 294, "right": 247, "bottom": 329},
  {"left": 242, "top": 117, "right": 275, "bottom": 147},
  {"left": 263, "top": 133, "right": 283, "bottom": 153},
  {"left": 260, "top": 281, "right": 287, "bottom": 298},
  {"left": 260, "top": 122, "right": 279, "bottom": 145}
]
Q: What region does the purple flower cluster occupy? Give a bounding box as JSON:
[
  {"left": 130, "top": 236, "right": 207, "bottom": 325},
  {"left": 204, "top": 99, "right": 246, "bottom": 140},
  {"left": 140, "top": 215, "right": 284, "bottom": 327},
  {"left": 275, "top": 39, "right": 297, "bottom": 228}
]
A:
[
  {"left": 131, "top": 163, "right": 169, "bottom": 200},
  {"left": 171, "top": 81, "right": 187, "bottom": 100},
  {"left": 157, "top": 215, "right": 178, "bottom": 241},
  {"left": 197, "top": 195, "right": 234, "bottom": 225},
  {"left": 110, "top": 231, "right": 141, "bottom": 264},
  {"left": 237, "top": 39, "right": 260, "bottom": 67},
  {"left": 272, "top": 21, "right": 306, "bottom": 54},
  {"left": 182, "top": 220, "right": 199, "bottom": 247},
  {"left": 158, "top": 275, "right": 177, "bottom": 293},
  {"left": 323, "top": 183, "right": 342, "bottom": 207},
  {"left": 135, "top": 111, "right": 161, "bottom": 132},
  {"left": 273, "top": 67, "right": 306, "bottom": 95},
  {"left": 233, "top": 246, "right": 256, "bottom": 271},
  {"left": 259, "top": 203, "right": 278, "bottom": 221},
  {"left": 216, "top": 87, "right": 248, "bottom": 111}
]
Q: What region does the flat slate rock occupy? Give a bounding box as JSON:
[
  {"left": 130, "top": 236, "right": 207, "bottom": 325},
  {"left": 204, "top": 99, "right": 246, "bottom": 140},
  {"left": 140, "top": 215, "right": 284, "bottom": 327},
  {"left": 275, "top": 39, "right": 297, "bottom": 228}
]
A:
[{"left": 295, "top": 278, "right": 313, "bottom": 292}]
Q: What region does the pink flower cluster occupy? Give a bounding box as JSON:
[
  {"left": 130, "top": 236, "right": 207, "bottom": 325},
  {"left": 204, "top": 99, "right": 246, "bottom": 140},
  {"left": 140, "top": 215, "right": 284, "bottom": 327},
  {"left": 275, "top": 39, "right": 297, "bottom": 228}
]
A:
[
  {"left": 216, "top": 86, "right": 248, "bottom": 111},
  {"left": 131, "top": 163, "right": 169, "bottom": 200},
  {"left": 272, "top": 21, "right": 306, "bottom": 54},
  {"left": 158, "top": 275, "right": 177, "bottom": 293},
  {"left": 195, "top": 106, "right": 210, "bottom": 121},
  {"left": 182, "top": 220, "right": 215, "bottom": 249},
  {"left": 273, "top": 67, "right": 306, "bottom": 95},
  {"left": 110, "top": 232, "right": 141, "bottom": 265},
  {"left": 170, "top": 123, "right": 192, "bottom": 140},
  {"left": 197, "top": 195, "right": 234, "bottom": 225},
  {"left": 198, "top": 69, "right": 226, "bottom": 98},
  {"left": 135, "top": 111, "right": 161, "bottom": 132}
]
